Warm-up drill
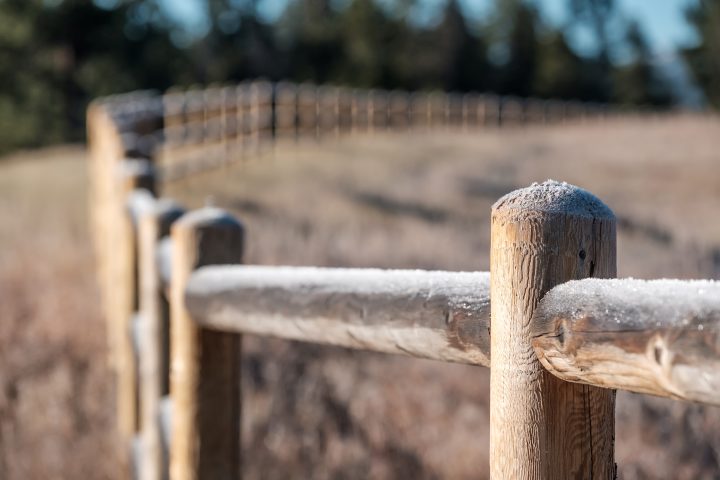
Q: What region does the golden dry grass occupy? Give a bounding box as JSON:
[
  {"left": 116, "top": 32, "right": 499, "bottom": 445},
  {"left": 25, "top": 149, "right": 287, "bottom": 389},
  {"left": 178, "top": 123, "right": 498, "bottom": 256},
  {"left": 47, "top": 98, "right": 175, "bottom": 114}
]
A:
[
  {"left": 0, "top": 146, "right": 122, "bottom": 479},
  {"left": 0, "top": 115, "right": 719, "bottom": 479}
]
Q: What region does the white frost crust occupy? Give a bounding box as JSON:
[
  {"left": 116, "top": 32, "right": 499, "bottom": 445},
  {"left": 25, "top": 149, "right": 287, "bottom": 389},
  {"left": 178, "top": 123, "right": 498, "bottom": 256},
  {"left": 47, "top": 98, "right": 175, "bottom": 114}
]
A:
[
  {"left": 493, "top": 180, "right": 614, "bottom": 219},
  {"left": 540, "top": 278, "right": 720, "bottom": 330},
  {"left": 185, "top": 266, "right": 491, "bottom": 366},
  {"left": 118, "top": 157, "right": 154, "bottom": 178},
  {"left": 535, "top": 277, "right": 720, "bottom": 405},
  {"left": 126, "top": 189, "right": 156, "bottom": 224},
  {"left": 188, "top": 265, "right": 489, "bottom": 301},
  {"left": 175, "top": 206, "right": 242, "bottom": 228},
  {"left": 157, "top": 236, "right": 173, "bottom": 286}
]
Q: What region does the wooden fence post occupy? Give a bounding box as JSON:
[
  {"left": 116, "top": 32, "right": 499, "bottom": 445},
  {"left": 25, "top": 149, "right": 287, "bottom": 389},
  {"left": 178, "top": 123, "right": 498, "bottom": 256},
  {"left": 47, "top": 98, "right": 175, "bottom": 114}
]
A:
[
  {"left": 138, "top": 199, "right": 185, "bottom": 480},
  {"left": 170, "top": 208, "right": 244, "bottom": 480},
  {"left": 87, "top": 103, "right": 125, "bottom": 362},
  {"left": 490, "top": 180, "right": 616, "bottom": 479},
  {"left": 116, "top": 159, "right": 156, "bottom": 437}
]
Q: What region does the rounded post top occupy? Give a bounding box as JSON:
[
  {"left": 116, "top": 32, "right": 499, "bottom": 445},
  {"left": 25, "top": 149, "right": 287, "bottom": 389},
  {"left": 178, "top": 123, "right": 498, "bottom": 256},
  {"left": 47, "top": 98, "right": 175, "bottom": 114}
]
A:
[
  {"left": 118, "top": 158, "right": 155, "bottom": 179},
  {"left": 174, "top": 207, "right": 244, "bottom": 231},
  {"left": 492, "top": 180, "right": 614, "bottom": 220},
  {"left": 151, "top": 198, "right": 186, "bottom": 218},
  {"left": 131, "top": 195, "right": 184, "bottom": 228}
]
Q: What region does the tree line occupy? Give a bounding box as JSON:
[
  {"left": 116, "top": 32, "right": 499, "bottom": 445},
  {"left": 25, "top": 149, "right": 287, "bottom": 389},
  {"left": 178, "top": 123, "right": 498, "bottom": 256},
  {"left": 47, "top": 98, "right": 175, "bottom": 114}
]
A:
[{"left": 0, "top": 0, "right": 716, "bottom": 155}]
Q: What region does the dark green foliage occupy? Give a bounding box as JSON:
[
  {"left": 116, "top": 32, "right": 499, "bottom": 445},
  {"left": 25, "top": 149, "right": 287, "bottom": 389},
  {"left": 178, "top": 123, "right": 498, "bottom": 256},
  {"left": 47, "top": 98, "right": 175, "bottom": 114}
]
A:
[
  {"left": 683, "top": 0, "right": 720, "bottom": 109},
  {"left": 0, "top": 0, "right": 710, "bottom": 155},
  {"left": 535, "top": 32, "right": 592, "bottom": 100},
  {"left": 0, "top": 0, "right": 190, "bottom": 154},
  {"left": 614, "top": 22, "right": 672, "bottom": 107},
  {"left": 425, "top": 0, "right": 490, "bottom": 92},
  {"left": 498, "top": 3, "right": 538, "bottom": 97},
  {"left": 565, "top": 0, "right": 618, "bottom": 101}
]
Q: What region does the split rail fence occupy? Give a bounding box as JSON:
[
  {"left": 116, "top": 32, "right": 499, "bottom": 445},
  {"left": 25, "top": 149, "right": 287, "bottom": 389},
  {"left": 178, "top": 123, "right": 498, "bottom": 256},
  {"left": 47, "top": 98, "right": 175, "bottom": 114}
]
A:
[{"left": 87, "top": 80, "right": 719, "bottom": 480}]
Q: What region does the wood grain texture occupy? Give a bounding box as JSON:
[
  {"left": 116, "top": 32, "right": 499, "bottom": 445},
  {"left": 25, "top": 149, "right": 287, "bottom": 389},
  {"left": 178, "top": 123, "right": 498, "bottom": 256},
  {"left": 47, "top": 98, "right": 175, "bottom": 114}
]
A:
[
  {"left": 533, "top": 278, "right": 720, "bottom": 406},
  {"left": 185, "top": 266, "right": 491, "bottom": 366},
  {"left": 137, "top": 198, "right": 185, "bottom": 480},
  {"left": 490, "top": 180, "right": 617, "bottom": 479},
  {"left": 170, "top": 208, "right": 244, "bottom": 480},
  {"left": 87, "top": 103, "right": 126, "bottom": 365},
  {"left": 116, "top": 160, "right": 156, "bottom": 437}
]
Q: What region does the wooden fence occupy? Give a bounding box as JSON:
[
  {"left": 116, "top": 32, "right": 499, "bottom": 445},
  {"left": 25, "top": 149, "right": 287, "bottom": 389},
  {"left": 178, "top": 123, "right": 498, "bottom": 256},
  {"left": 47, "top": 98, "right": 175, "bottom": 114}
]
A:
[
  {"left": 99, "top": 80, "right": 625, "bottom": 184},
  {"left": 86, "top": 81, "right": 718, "bottom": 480}
]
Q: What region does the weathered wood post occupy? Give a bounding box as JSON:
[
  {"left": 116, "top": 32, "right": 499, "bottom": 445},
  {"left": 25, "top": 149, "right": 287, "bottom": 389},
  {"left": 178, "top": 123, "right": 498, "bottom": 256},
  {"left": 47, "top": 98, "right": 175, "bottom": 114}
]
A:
[
  {"left": 87, "top": 102, "right": 125, "bottom": 361},
  {"left": 138, "top": 199, "right": 185, "bottom": 480},
  {"left": 116, "top": 159, "right": 156, "bottom": 437},
  {"left": 235, "top": 83, "right": 248, "bottom": 161},
  {"left": 170, "top": 208, "right": 244, "bottom": 480},
  {"left": 220, "top": 86, "right": 236, "bottom": 164},
  {"left": 490, "top": 180, "right": 616, "bottom": 478}
]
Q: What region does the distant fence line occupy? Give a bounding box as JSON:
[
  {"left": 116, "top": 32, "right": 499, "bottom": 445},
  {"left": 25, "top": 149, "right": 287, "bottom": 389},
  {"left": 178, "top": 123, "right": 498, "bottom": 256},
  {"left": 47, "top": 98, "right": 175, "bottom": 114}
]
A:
[
  {"left": 96, "top": 80, "right": 635, "bottom": 184},
  {"left": 85, "top": 82, "right": 719, "bottom": 480}
]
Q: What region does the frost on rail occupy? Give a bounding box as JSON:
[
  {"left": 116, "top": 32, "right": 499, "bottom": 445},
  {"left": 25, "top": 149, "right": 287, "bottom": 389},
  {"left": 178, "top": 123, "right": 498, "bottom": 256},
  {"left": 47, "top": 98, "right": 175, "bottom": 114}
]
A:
[
  {"left": 185, "top": 266, "right": 491, "bottom": 366},
  {"left": 532, "top": 278, "right": 720, "bottom": 406}
]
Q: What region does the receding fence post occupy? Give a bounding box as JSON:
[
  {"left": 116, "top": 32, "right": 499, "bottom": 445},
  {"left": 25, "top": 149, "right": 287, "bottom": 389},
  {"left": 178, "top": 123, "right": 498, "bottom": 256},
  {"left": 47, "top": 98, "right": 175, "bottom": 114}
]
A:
[
  {"left": 116, "top": 159, "right": 156, "bottom": 437},
  {"left": 490, "top": 180, "right": 617, "bottom": 478},
  {"left": 170, "top": 208, "right": 244, "bottom": 480},
  {"left": 87, "top": 104, "right": 125, "bottom": 364},
  {"left": 138, "top": 199, "right": 185, "bottom": 480}
]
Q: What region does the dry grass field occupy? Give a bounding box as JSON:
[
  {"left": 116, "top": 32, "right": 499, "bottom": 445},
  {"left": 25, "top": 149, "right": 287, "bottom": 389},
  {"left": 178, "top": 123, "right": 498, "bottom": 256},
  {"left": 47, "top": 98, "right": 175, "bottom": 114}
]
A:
[
  {"left": 0, "top": 146, "right": 121, "bottom": 478},
  {"left": 1, "top": 116, "right": 719, "bottom": 478}
]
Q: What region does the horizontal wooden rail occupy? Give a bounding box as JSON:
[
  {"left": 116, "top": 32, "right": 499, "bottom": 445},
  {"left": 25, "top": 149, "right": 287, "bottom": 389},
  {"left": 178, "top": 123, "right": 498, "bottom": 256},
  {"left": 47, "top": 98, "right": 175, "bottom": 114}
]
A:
[
  {"left": 532, "top": 278, "right": 720, "bottom": 406},
  {"left": 185, "top": 266, "right": 491, "bottom": 366}
]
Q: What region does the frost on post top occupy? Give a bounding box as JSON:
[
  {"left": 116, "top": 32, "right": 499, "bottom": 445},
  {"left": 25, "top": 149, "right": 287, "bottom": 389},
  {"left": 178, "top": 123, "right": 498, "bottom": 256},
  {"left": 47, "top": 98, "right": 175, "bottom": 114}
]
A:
[{"left": 493, "top": 180, "right": 615, "bottom": 219}]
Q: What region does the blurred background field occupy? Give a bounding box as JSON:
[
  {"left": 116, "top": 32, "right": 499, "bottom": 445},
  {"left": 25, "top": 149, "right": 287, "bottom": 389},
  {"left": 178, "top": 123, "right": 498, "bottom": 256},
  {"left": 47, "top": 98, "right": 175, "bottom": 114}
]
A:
[
  {"left": 2, "top": 116, "right": 720, "bottom": 478},
  {"left": 1, "top": 0, "right": 720, "bottom": 478}
]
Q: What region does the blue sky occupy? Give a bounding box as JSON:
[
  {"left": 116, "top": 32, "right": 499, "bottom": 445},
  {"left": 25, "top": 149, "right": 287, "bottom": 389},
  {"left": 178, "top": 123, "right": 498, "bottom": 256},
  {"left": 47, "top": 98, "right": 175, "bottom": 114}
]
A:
[
  {"left": 160, "top": 0, "right": 699, "bottom": 57},
  {"left": 537, "top": 0, "right": 698, "bottom": 56}
]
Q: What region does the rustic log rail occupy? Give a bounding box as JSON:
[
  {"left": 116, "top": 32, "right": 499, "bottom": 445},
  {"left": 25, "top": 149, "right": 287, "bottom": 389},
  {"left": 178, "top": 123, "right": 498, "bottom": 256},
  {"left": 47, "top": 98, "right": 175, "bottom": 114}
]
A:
[
  {"left": 533, "top": 278, "right": 720, "bottom": 406},
  {"left": 84, "top": 81, "right": 715, "bottom": 480},
  {"left": 185, "top": 266, "right": 491, "bottom": 366}
]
